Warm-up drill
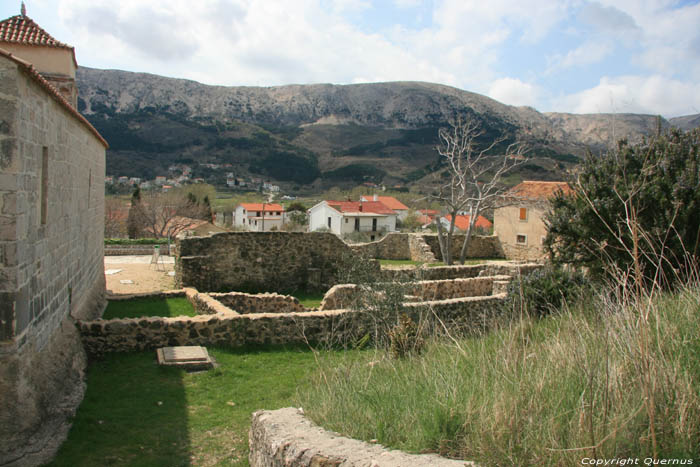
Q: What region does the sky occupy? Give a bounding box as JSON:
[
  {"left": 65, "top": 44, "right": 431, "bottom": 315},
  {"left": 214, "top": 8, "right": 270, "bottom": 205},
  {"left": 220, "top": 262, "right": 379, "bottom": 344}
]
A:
[{"left": 2, "top": 0, "right": 700, "bottom": 118}]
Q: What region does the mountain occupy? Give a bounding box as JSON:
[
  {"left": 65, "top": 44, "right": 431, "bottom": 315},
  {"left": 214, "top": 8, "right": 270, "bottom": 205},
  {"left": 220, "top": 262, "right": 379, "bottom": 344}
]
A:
[
  {"left": 669, "top": 114, "right": 700, "bottom": 131},
  {"left": 75, "top": 67, "right": 682, "bottom": 192}
]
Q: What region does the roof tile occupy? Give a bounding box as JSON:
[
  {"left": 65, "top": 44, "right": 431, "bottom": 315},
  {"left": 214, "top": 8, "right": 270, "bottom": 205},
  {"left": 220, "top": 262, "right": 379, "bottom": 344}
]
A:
[
  {"left": 508, "top": 181, "right": 572, "bottom": 200},
  {"left": 0, "top": 15, "right": 73, "bottom": 49}
]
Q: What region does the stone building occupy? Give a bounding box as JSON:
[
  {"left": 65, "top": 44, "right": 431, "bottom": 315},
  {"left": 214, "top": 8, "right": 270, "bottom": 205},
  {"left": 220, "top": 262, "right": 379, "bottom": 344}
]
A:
[
  {"left": 0, "top": 7, "right": 108, "bottom": 466},
  {"left": 493, "top": 181, "right": 571, "bottom": 260}
]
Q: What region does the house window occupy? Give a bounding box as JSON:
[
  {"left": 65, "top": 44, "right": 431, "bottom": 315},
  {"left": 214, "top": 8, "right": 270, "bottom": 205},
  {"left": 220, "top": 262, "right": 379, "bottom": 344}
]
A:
[
  {"left": 516, "top": 234, "right": 527, "bottom": 245},
  {"left": 40, "top": 147, "right": 48, "bottom": 225},
  {"left": 327, "top": 217, "right": 332, "bottom": 228},
  {"left": 519, "top": 207, "right": 528, "bottom": 221},
  {"left": 345, "top": 218, "right": 348, "bottom": 223}
]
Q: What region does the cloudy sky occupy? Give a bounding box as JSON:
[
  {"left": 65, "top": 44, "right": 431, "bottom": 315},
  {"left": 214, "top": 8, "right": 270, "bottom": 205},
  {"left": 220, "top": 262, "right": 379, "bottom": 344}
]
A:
[{"left": 3, "top": 0, "right": 700, "bottom": 117}]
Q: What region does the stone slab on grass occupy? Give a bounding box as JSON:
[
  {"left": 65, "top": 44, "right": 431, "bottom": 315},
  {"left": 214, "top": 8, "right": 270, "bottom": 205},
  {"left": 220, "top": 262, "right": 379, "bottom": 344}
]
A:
[
  {"left": 156, "top": 346, "right": 214, "bottom": 371},
  {"left": 249, "top": 407, "right": 474, "bottom": 467}
]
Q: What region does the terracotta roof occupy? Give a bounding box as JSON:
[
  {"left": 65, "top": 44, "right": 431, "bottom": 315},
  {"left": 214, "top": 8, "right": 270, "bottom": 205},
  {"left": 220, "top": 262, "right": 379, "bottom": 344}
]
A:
[
  {"left": 360, "top": 195, "right": 408, "bottom": 211},
  {"left": 0, "top": 14, "right": 77, "bottom": 66},
  {"left": 240, "top": 203, "right": 284, "bottom": 212},
  {"left": 445, "top": 214, "right": 493, "bottom": 231},
  {"left": 327, "top": 200, "right": 396, "bottom": 215},
  {"left": 0, "top": 47, "right": 108, "bottom": 148},
  {"left": 508, "top": 181, "right": 572, "bottom": 200}
]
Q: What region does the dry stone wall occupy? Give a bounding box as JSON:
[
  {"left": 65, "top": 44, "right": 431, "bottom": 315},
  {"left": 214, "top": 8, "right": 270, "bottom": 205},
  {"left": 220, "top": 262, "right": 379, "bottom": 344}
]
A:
[
  {"left": 176, "top": 232, "right": 375, "bottom": 293},
  {"left": 249, "top": 408, "right": 473, "bottom": 467},
  {"left": 421, "top": 234, "right": 504, "bottom": 260},
  {"left": 78, "top": 290, "right": 507, "bottom": 355},
  {"left": 208, "top": 291, "right": 306, "bottom": 314},
  {"left": 381, "top": 262, "right": 542, "bottom": 282}
]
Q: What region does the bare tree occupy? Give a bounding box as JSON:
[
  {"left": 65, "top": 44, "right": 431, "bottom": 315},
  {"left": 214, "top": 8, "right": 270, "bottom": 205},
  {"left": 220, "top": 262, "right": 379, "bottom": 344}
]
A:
[
  {"left": 431, "top": 116, "right": 527, "bottom": 264},
  {"left": 104, "top": 197, "right": 127, "bottom": 238},
  {"left": 130, "top": 190, "right": 210, "bottom": 240}
]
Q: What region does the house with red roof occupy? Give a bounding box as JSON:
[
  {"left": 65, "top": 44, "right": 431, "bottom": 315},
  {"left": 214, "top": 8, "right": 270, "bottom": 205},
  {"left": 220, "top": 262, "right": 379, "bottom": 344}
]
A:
[
  {"left": 442, "top": 214, "right": 493, "bottom": 233},
  {"left": 308, "top": 200, "right": 398, "bottom": 239},
  {"left": 360, "top": 195, "right": 409, "bottom": 220},
  {"left": 234, "top": 203, "right": 286, "bottom": 231},
  {"left": 494, "top": 181, "right": 572, "bottom": 260}
]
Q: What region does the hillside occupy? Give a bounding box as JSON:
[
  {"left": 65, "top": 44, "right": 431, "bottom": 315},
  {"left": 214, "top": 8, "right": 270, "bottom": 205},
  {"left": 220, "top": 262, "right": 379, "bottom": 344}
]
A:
[{"left": 76, "top": 67, "right": 680, "bottom": 192}]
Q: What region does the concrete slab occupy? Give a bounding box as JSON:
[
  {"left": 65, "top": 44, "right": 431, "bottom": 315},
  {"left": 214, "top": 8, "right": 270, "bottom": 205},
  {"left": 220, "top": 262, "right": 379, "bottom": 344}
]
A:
[{"left": 156, "top": 346, "right": 214, "bottom": 371}]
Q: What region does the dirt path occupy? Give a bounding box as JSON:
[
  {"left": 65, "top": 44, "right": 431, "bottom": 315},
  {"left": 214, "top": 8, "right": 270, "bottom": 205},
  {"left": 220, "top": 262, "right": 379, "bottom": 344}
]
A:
[{"left": 104, "top": 256, "right": 176, "bottom": 296}]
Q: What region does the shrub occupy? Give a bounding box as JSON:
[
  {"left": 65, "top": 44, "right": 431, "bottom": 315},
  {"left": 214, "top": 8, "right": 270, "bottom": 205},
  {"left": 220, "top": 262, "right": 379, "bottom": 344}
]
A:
[
  {"left": 545, "top": 127, "right": 700, "bottom": 286},
  {"left": 507, "top": 266, "right": 588, "bottom": 317},
  {"left": 105, "top": 238, "right": 169, "bottom": 245},
  {"left": 388, "top": 313, "right": 425, "bottom": 359}
]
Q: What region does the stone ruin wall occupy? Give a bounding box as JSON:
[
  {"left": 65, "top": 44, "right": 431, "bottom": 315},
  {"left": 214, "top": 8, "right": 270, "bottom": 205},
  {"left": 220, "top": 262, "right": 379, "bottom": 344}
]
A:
[
  {"left": 77, "top": 287, "right": 508, "bottom": 356},
  {"left": 349, "top": 232, "right": 503, "bottom": 262},
  {"left": 0, "top": 59, "right": 106, "bottom": 466},
  {"left": 248, "top": 408, "right": 471, "bottom": 467},
  {"left": 176, "top": 232, "right": 377, "bottom": 293},
  {"left": 318, "top": 276, "right": 512, "bottom": 310},
  {"left": 175, "top": 232, "right": 506, "bottom": 296}
]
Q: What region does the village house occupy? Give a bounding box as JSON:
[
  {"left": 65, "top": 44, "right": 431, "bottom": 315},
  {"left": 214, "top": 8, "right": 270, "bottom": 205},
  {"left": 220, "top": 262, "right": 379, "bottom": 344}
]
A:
[
  {"left": 493, "top": 180, "right": 572, "bottom": 260},
  {"left": 234, "top": 203, "right": 286, "bottom": 231},
  {"left": 308, "top": 200, "right": 397, "bottom": 239},
  {"left": 0, "top": 6, "right": 108, "bottom": 464},
  {"left": 360, "top": 194, "right": 409, "bottom": 220},
  {"left": 442, "top": 214, "right": 493, "bottom": 233}
]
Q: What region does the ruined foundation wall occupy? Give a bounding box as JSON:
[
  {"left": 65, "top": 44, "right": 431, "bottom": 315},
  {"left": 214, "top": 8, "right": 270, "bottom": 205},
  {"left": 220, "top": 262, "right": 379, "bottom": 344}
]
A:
[{"left": 176, "top": 232, "right": 371, "bottom": 293}]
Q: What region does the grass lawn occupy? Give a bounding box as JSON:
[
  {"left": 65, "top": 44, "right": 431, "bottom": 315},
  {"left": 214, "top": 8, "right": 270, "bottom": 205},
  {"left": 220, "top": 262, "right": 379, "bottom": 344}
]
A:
[
  {"left": 49, "top": 345, "right": 363, "bottom": 466},
  {"left": 102, "top": 297, "right": 197, "bottom": 319},
  {"left": 291, "top": 291, "right": 325, "bottom": 308}
]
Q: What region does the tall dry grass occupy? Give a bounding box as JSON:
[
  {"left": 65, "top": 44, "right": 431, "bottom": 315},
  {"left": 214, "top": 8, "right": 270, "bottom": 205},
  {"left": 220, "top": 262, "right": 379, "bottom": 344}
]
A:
[{"left": 299, "top": 283, "right": 700, "bottom": 465}]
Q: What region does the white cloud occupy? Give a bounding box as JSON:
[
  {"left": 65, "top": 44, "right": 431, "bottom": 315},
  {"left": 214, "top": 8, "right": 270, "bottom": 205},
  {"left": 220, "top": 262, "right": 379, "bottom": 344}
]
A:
[
  {"left": 488, "top": 78, "right": 540, "bottom": 107},
  {"left": 546, "top": 41, "right": 612, "bottom": 73},
  {"left": 552, "top": 75, "right": 700, "bottom": 117}
]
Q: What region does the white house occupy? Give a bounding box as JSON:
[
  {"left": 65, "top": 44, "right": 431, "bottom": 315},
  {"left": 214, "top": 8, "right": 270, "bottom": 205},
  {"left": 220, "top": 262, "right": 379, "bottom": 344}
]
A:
[
  {"left": 308, "top": 200, "right": 397, "bottom": 239},
  {"left": 360, "top": 195, "right": 409, "bottom": 220},
  {"left": 234, "top": 203, "right": 286, "bottom": 231}
]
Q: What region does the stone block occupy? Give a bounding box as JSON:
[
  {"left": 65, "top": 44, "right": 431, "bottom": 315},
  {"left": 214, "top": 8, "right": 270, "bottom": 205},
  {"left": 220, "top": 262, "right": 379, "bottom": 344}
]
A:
[{"left": 0, "top": 291, "right": 15, "bottom": 341}]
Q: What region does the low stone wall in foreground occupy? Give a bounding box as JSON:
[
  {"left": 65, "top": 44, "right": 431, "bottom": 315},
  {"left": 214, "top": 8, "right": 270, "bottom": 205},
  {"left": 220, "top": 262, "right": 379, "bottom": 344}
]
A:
[
  {"left": 78, "top": 291, "right": 506, "bottom": 356},
  {"left": 249, "top": 407, "right": 473, "bottom": 467}
]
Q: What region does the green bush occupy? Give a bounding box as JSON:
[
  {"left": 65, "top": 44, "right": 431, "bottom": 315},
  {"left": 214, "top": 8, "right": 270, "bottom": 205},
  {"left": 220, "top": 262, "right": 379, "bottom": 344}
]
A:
[{"left": 507, "top": 266, "right": 588, "bottom": 317}]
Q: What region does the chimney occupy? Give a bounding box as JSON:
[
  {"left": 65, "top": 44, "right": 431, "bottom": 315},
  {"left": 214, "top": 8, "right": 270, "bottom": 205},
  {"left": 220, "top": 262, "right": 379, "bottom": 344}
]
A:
[{"left": 373, "top": 194, "right": 378, "bottom": 201}]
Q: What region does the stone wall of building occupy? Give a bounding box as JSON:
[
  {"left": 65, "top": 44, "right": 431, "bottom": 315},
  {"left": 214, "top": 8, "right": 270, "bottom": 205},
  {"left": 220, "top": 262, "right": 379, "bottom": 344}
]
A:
[
  {"left": 0, "top": 58, "right": 106, "bottom": 466},
  {"left": 176, "top": 232, "right": 377, "bottom": 293},
  {"left": 248, "top": 408, "right": 471, "bottom": 467},
  {"left": 77, "top": 292, "right": 507, "bottom": 356}
]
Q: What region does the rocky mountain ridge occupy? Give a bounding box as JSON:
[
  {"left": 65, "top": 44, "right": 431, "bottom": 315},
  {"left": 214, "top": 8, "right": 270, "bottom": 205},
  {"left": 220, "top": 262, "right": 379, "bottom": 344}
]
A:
[{"left": 76, "top": 67, "right": 692, "bottom": 191}]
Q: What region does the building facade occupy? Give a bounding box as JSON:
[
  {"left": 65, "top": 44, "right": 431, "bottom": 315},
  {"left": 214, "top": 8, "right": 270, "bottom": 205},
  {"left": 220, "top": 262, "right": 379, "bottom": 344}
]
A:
[
  {"left": 308, "top": 200, "right": 397, "bottom": 239},
  {"left": 0, "top": 9, "right": 108, "bottom": 466},
  {"left": 493, "top": 181, "right": 571, "bottom": 260}
]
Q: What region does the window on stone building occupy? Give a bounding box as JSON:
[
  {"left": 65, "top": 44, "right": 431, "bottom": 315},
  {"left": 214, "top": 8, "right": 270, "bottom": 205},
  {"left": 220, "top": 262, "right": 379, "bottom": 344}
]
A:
[
  {"left": 519, "top": 207, "right": 528, "bottom": 221},
  {"left": 516, "top": 234, "right": 527, "bottom": 245},
  {"left": 40, "top": 147, "right": 48, "bottom": 225}
]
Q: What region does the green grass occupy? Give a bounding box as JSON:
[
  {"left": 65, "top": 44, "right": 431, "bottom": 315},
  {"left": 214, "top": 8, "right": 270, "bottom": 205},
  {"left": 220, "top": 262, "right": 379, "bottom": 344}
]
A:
[
  {"left": 300, "top": 286, "right": 700, "bottom": 465},
  {"left": 102, "top": 297, "right": 197, "bottom": 319},
  {"left": 50, "top": 345, "right": 366, "bottom": 466},
  {"left": 292, "top": 291, "right": 325, "bottom": 308}
]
